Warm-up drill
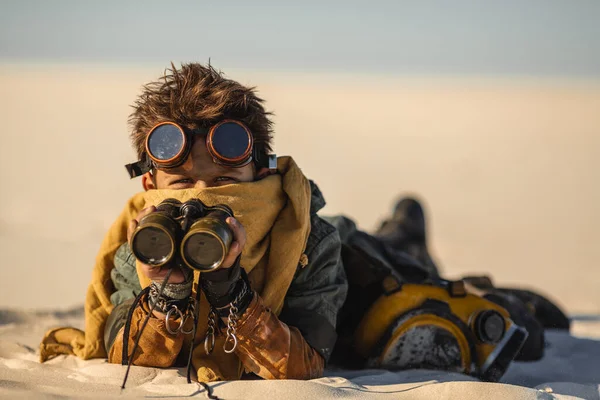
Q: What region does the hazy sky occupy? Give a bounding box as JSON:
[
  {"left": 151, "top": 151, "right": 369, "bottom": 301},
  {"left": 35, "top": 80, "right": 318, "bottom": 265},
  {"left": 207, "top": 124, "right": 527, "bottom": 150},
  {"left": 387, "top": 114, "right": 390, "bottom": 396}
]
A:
[{"left": 1, "top": 0, "right": 599, "bottom": 77}]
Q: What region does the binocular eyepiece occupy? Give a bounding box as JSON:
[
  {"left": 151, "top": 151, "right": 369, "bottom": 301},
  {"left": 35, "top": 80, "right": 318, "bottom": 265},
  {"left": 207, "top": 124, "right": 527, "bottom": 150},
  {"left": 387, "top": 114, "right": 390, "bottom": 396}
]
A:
[{"left": 130, "top": 198, "right": 234, "bottom": 272}]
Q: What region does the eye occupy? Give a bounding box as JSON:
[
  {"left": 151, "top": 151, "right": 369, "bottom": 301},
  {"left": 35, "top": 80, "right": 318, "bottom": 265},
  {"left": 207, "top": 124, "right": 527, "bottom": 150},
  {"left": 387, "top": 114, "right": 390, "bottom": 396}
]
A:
[
  {"left": 169, "top": 178, "right": 193, "bottom": 187},
  {"left": 215, "top": 176, "right": 237, "bottom": 184}
]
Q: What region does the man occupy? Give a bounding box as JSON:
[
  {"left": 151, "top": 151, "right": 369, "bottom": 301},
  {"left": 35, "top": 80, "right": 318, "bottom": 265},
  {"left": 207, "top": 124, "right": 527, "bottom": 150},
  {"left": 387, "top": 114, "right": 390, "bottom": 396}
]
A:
[
  {"left": 41, "top": 63, "right": 347, "bottom": 381},
  {"left": 40, "top": 62, "right": 567, "bottom": 383}
]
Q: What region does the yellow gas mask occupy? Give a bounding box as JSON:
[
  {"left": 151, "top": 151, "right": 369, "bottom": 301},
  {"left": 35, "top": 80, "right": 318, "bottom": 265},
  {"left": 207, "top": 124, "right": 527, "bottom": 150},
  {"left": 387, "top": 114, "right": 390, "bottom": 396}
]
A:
[{"left": 354, "top": 277, "right": 528, "bottom": 381}]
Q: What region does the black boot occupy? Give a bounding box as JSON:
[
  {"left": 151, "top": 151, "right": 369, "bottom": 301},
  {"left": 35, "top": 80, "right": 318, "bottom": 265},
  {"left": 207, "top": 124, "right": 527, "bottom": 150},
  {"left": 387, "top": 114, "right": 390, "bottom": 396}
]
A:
[{"left": 376, "top": 197, "right": 440, "bottom": 278}]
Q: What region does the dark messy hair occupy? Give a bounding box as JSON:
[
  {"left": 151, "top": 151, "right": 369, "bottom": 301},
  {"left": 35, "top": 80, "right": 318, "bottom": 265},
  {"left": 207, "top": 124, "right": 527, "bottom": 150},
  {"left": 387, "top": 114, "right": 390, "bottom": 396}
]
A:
[{"left": 128, "top": 62, "right": 273, "bottom": 160}]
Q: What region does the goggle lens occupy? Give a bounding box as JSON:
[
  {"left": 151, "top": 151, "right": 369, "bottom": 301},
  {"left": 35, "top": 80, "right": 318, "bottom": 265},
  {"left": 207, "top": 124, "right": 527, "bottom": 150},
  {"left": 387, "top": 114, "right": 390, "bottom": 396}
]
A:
[
  {"left": 147, "top": 124, "right": 186, "bottom": 162},
  {"left": 209, "top": 122, "right": 252, "bottom": 164}
]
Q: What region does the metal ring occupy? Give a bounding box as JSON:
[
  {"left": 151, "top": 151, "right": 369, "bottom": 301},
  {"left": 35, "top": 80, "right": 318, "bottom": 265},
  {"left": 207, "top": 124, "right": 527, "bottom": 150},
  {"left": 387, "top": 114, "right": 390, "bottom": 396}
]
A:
[
  {"left": 223, "top": 335, "right": 238, "bottom": 354},
  {"left": 165, "top": 306, "right": 185, "bottom": 335},
  {"left": 180, "top": 314, "right": 195, "bottom": 335},
  {"left": 204, "top": 332, "right": 216, "bottom": 355}
]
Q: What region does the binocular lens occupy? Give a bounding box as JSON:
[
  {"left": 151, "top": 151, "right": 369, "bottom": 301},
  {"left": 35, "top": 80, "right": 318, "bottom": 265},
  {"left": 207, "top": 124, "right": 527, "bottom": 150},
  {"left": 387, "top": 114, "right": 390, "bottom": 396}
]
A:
[
  {"left": 148, "top": 124, "right": 185, "bottom": 161},
  {"left": 131, "top": 226, "right": 174, "bottom": 266},
  {"left": 210, "top": 122, "right": 252, "bottom": 162},
  {"left": 182, "top": 232, "right": 226, "bottom": 271},
  {"left": 181, "top": 209, "right": 233, "bottom": 271}
]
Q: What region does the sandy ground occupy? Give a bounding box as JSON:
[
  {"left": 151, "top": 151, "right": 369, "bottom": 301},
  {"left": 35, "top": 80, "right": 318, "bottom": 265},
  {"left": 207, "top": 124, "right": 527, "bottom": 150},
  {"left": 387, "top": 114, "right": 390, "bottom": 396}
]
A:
[
  {"left": 0, "top": 63, "right": 599, "bottom": 398},
  {"left": 1, "top": 308, "right": 600, "bottom": 399}
]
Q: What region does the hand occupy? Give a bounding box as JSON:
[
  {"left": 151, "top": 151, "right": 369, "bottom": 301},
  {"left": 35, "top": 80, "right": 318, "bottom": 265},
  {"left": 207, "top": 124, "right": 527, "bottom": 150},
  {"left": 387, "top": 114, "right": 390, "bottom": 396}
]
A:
[
  {"left": 127, "top": 206, "right": 188, "bottom": 284},
  {"left": 220, "top": 217, "right": 247, "bottom": 269}
]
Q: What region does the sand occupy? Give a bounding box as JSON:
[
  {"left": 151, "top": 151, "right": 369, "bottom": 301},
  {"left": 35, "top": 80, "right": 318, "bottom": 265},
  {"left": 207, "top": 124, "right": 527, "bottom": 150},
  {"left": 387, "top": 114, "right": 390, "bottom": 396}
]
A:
[
  {"left": 1, "top": 308, "right": 600, "bottom": 399},
  {"left": 1, "top": 63, "right": 599, "bottom": 398}
]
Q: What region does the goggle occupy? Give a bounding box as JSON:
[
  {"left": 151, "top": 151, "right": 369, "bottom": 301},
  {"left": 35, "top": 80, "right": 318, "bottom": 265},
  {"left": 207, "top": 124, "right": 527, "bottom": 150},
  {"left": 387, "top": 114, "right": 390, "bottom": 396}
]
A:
[{"left": 125, "top": 120, "right": 276, "bottom": 178}]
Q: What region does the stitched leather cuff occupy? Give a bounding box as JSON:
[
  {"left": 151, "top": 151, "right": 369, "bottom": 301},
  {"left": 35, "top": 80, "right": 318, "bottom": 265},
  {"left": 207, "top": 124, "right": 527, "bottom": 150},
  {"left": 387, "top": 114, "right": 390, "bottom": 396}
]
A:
[
  {"left": 201, "top": 256, "right": 244, "bottom": 306},
  {"left": 202, "top": 263, "right": 254, "bottom": 317}
]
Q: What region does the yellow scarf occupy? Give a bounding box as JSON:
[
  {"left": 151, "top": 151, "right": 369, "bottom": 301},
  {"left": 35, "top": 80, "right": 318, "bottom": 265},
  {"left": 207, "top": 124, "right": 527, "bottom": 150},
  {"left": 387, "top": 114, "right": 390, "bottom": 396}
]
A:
[{"left": 40, "top": 156, "right": 312, "bottom": 380}]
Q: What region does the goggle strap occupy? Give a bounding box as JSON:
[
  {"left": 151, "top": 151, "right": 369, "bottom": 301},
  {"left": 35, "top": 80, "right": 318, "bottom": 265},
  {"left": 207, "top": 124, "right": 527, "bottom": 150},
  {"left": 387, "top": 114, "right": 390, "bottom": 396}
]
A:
[
  {"left": 267, "top": 154, "right": 278, "bottom": 172},
  {"left": 125, "top": 159, "right": 152, "bottom": 179},
  {"left": 253, "top": 149, "right": 278, "bottom": 172}
]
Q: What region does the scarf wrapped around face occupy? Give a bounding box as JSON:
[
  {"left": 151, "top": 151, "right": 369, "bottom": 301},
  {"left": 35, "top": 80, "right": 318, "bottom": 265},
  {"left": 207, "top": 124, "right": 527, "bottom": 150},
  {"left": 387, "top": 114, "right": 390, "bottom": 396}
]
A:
[{"left": 40, "top": 156, "right": 312, "bottom": 380}]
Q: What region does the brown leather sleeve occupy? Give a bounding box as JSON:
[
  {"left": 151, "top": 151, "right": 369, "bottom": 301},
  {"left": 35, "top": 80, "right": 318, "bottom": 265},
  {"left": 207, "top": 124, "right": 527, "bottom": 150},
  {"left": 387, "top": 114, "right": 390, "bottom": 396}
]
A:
[
  {"left": 234, "top": 293, "right": 325, "bottom": 380},
  {"left": 107, "top": 298, "right": 187, "bottom": 367}
]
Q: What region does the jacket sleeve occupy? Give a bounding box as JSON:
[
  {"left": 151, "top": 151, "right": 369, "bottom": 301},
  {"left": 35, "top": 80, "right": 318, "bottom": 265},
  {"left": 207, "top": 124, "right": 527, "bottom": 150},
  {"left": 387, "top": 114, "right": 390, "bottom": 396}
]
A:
[
  {"left": 278, "top": 218, "right": 348, "bottom": 362},
  {"left": 104, "top": 242, "right": 187, "bottom": 367},
  {"left": 232, "top": 293, "right": 323, "bottom": 379},
  {"left": 106, "top": 293, "right": 189, "bottom": 367},
  {"left": 233, "top": 221, "right": 347, "bottom": 379}
]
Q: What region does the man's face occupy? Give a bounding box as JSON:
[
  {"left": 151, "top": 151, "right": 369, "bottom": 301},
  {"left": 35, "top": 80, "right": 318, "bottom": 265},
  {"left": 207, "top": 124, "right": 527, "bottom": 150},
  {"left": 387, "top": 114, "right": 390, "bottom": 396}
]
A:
[{"left": 142, "top": 136, "right": 256, "bottom": 191}]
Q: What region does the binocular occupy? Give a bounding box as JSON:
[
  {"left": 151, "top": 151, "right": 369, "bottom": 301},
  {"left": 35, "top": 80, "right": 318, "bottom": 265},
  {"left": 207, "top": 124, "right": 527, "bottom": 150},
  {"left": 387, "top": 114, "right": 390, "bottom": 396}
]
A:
[{"left": 130, "top": 198, "right": 234, "bottom": 272}]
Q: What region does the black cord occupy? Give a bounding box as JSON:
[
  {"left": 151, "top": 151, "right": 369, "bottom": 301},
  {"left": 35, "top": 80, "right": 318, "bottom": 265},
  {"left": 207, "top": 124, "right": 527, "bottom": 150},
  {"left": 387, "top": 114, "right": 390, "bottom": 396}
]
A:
[
  {"left": 198, "top": 382, "right": 219, "bottom": 400},
  {"left": 121, "top": 268, "right": 173, "bottom": 390},
  {"left": 187, "top": 278, "right": 220, "bottom": 399},
  {"left": 186, "top": 285, "right": 203, "bottom": 383},
  {"left": 121, "top": 286, "right": 150, "bottom": 365}
]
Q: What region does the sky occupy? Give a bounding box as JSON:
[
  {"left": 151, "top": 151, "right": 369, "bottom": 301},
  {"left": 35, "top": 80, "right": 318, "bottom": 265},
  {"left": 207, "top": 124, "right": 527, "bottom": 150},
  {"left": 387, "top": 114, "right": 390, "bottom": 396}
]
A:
[{"left": 1, "top": 0, "right": 599, "bottom": 77}]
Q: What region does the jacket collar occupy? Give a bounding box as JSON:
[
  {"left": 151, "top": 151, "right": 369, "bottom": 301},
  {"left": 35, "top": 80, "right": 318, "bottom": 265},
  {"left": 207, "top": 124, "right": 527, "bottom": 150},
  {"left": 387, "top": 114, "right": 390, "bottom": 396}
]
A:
[{"left": 309, "top": 180, "right": 326, "bottom": 215}]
